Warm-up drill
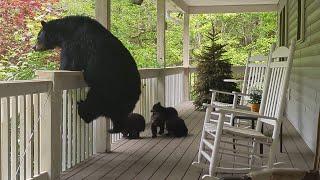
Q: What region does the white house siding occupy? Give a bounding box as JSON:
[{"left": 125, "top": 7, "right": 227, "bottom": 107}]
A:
[{"left": 282, "top": 0, "right": 320, "bottom": 153}]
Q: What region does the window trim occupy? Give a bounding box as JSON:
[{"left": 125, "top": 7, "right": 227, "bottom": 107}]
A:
[{"left": 297, "top": 0, "right": 305, "bottom": 43}]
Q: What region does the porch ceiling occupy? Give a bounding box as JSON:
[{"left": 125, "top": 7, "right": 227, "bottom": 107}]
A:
[{"left": 170, "top": 0, "right": 279, "bottom": 14}]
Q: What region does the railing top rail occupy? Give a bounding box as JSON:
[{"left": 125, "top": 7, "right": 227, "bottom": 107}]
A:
[{"left": 0, "top": 80, "right": 52, "bottom": 97}]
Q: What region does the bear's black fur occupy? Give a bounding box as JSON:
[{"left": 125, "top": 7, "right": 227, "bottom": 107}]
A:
[
  {"left": 34, "top": 16, "right": 141, "bottom": 133},
  {"left": 122, "top": 113, "right": 145, "bottom": 139},
  {"left": 150, "top": 102, "right": 178, "bottom": 138},
  {"left": 150, "top": 102, "right": 188, "bottom": 138}
]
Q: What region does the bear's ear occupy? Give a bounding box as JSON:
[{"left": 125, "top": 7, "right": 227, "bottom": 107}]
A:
[{"left": 41, "top": 21, "right": 47, "bottom": 27}]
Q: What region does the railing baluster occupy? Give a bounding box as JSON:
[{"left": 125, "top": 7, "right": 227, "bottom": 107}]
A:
[
  {"left": 67, "top": 90, "right": 72, "bottom": 169},
  {"left": 10, "top": 96, "right": 18, "bottom": 180},
  {"left": 72, "top": 89, "right": 77, "bottom": 166},
  {"left": 33, "top": 93, "right": 40, "bottom": 176},
  {"left": 26, "top": 94, "right": 34, "bottom": 178},
  {"left": 19, "top": 95, "right": 26, "bottom": 180},
  {"left": 62, "top": 90, "right": 67, "bottom": 171},
  {"left": 80, "top": 88, "right": 85, "bottom": 161},
  {"left": 76, "top": 88, "right": 81, "bottom": 163},
  {"left": 1, "top": 97, "right": 10, "bottom": 180}
]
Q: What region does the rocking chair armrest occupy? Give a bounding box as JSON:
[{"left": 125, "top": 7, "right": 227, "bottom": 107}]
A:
[
  {"left": 231, "top": 91, "right": 251, "bottom": 97},
  {"left": 209, "top": 89, "right": 235, "bottom": 96},
  {"left": 203, "top": 103, "right": 278, "bottom": 121}
]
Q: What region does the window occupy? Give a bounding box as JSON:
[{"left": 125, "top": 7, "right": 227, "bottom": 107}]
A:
[
  {"left": 279, "top": 6, "right": 287, "bottom": 46},
  {"left": 297, "top": 0, "right": 305, "bottom": 41}
]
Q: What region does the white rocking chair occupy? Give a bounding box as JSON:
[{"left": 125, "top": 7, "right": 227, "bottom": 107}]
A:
[
  {"left": 192, "top": 40, "right": 296, "bottom": 179},
  {"left": 210, "top": 46, "right": 274, "bottom": 127}
]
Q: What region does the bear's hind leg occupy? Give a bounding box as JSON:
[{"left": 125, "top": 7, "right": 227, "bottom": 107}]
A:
[
  {"left": 108, "top": 115, "right": 126, "bottom": 134},
  {"left": 151, "top": 123, "right": 158, "bottom": 138}
]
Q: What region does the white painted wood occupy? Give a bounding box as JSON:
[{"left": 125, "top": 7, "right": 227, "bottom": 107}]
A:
[
  {"left": 1, "top": 98, "right": 10, "bottom": 180},
  {"left": 157, "top": 0, "right": 166, "bottom": 67},
  {"left": 38, "top": 72, "right": 61, "bottom": 180},
  {"left": 10, "top": 96, "right": 18, "bottom": 180},
  {"left": 93, "top": 117, "right": 107, "bottom": 153},
  {"left": 71, "top": 89, "right": 77, "bottom": 166},
  {"left": 170, "top": 0, "right": 188, "bottom": 12},
  {"left": 80, "top": 89, "right": 85, "bottom": 161},
  {"left": 27, "top": 172, "right": 49, "bottom": 180},
  {"left": 62, "top": 91, "right": 67, "bottom": 171},
  {"left": 194, "top": 40, "right": 296, "bottom": 178},
  {"left": 0, "top": 80, "right": 51, "bottom": 98},
  {"left": 95, "top": 0, "right": 111, "bottom": 29},
  {"left": 33, "top": 93, "right": 40, "bottom": 176},
  {"left": 19, "top": 95, "right": 26, "bottom": 180},
  {"left": 272, "top": 46, "right": 290, "bottom": 58},
  {"left": 183, "top": 12, "right": 190, "bottom": 102},
  {"left": 76, "top": 88, "right": 81, "bottom": 164},
  {"left": 67, "top": 90, "right": 72, "bottom": 169},
  {"left": 26, "top": 94, "right": 34, "bottom": 179},
  {"left": 249, "top": 55, "right": 268, "bottom": 62}
]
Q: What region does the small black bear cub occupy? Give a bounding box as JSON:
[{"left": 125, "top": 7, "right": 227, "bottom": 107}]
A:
[
  {"left": 122, "top": 113, "right": 145, "bottom": 139},
  {"left": 151, "top": 102, "right": 188, "bottom": 138}
]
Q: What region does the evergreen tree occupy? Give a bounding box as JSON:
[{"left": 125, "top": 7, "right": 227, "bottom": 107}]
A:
[{"left": 193, "top": 24, "right": 238, "bottom": 109}]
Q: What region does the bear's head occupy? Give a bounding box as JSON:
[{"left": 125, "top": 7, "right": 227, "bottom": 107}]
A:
[
  {"left": 34, "top": 21, "right": 60, "bottom": 51},
  {"left": 151, "top": 102, "right": 164, "bottom": 113}
]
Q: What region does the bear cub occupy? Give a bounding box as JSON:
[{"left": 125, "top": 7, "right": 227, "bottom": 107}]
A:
[
  {"left": 151, "top": 102, "right": 188, "bottom": 138},
  {"left": 122, "top": 113, "right": 145, "bottom": 139}
]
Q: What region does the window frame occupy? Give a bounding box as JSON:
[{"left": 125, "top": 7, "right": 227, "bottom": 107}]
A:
[{"left": 297, "top": 0, "right": 305, "bottom": 43}]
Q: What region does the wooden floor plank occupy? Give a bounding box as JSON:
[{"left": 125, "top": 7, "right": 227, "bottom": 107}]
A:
[
  {"left": 148, "top": 111, "right": 204, "bottom": 180},
  {"left": 61, "top": 102, "right": 314, "bottom": 180},
  {"left": 283, "top": 120, "right": 314, "bottom": 169},
  {"left": 117, "top": 107, "right": 197, "bottom": 180}
]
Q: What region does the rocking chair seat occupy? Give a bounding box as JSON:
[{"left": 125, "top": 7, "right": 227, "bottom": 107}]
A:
[{"left": 204, "top": 122, "right": 272, "bottom": 143}]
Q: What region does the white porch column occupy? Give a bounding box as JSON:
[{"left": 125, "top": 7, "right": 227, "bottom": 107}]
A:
[
  {"left": 157, "top": 0, "right": 166, "bottom": 105},
  {"left": 183, "top": 12, "right": 190, "bottom": 101},
  {"left": 37, "top": 72, "right": 62, "bottom": 180},
  {"left": 95, "top": 0, "right": 111, "bottom": 153}
]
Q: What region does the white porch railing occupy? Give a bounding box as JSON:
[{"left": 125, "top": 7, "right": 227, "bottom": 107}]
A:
[{"left": 0, "top": 66, "right": 195, "bottom": 180}]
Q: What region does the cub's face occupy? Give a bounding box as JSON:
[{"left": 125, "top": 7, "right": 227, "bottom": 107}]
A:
[
  {"left": 34, "top": 21, "right": 55, "bottom": 51},
  {"left": 151, "top": 102, "right": 162, "bottom": 113}
]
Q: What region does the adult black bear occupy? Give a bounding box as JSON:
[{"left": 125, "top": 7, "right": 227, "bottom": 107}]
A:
[
  {"left": 150, "top": 102, "right": 188, "bottom": 138},
  {"left": 34, "top": 16, "right": 141, "bottom": 133},
  {"left": 122, "top": 113, "right": 145, "bottom": 139}
]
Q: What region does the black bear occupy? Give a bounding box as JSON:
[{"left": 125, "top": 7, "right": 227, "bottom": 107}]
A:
[
  {"left": 34, "top": 16, "right": 141, "bottom": 133},
  {"left": 150, "top": 102, "right": 188, "bottom": 138},
  {"left": 122, "top": 113, "right": 145, "bottom": 139}
]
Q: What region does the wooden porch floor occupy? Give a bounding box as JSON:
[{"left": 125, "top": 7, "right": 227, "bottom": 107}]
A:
[{"left": 61, "top": 101, "right": 314, "bottom": 180}]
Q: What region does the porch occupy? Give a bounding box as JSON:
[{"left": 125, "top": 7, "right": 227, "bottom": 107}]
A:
[{"left": 60, "top": 101, "right": 314, "bottom": 180}]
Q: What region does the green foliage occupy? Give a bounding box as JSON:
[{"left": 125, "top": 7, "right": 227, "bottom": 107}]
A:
[
  {"left": 111, "top": 0, "right": 159, "bottom": 68},
  {"left": 248, "top": 88, "right": 263, "bottom": 104},
  {"left": 190, "top": 13, "right": 277, "bottom": 66},
  {"left": 55, "top": 0, "right": 95, "bottom": 17},
  {"left": 0, "top": 0, "right": 277, "bottom": 80},
  {"left": 193, "top": 26, "right": 238, "bottom": 109}
]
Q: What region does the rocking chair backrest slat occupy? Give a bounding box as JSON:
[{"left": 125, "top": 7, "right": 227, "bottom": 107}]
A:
[
  {"left": 242, "top": 55, "right": 269, "bottom": 95},
  {"left": 259, "top": 40, "right": 296, "bottom": 126}
]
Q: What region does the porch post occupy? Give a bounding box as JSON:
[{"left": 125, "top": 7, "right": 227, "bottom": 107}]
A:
[
  {"left": 183, "top": 12, "right": 190, "bottom": 101},
  {"left": 157, "top": 0, "right": 166, "bottom": 105},
  {"left": 95, "top": 0, "right": 111, "bottom": 153},
  {"left": 37, "top": 72, "right": 62, "bottom": 180}
]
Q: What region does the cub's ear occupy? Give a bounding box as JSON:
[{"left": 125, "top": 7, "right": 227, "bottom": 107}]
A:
[
  {"left": 41, "top": 21, "right": 47, "bottom": 27},
  {"left": 156, "top": 102, "right": 161, "bottom": 105}
]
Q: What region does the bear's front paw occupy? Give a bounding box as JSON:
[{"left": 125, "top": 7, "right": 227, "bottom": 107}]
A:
[
  {"left": 158, "top": 130, "right": 164, "bottom": 135},
  {"left": 152, "top": 134, "right": 157, "bottom": 138},
  {"left": 108, "top": 128, "right": 122, "bottom": 134}
]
